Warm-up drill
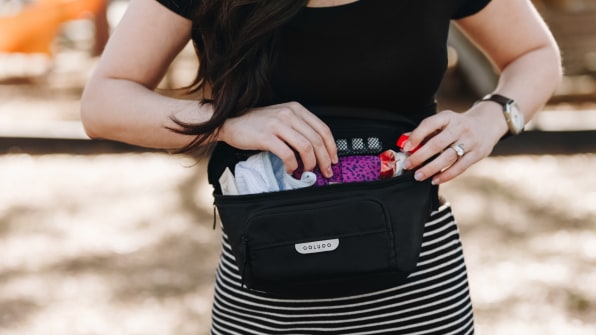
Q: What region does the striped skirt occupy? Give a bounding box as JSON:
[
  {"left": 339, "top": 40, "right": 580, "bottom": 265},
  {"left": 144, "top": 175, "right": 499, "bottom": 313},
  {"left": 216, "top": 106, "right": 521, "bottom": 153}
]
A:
[{"left": 210, "top": 203, "right": 474, "bottom": 334}]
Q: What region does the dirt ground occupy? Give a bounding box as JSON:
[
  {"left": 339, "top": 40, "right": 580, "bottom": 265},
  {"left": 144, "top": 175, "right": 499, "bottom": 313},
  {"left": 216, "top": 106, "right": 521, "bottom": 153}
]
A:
[
  {"left": 1, "top": 33, "right": 595, "bottom": 335},
  {"left": 1, "top": 151, "right": 595, "bottom": 335}
]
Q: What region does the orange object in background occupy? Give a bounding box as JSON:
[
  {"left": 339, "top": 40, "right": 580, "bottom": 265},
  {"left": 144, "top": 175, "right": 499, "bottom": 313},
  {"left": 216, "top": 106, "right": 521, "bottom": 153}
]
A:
[{"left": 0, "top": 0, "right": 106, "bottom": 55}]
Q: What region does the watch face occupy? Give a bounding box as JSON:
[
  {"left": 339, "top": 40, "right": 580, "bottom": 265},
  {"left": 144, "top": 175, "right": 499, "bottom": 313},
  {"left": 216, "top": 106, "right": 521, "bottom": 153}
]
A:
[
  {"left": 481, "top": 94, "right": 525, "bottom": 135},
  {"left": 508, "top": 103, "right": 525, "bottom": 133}
]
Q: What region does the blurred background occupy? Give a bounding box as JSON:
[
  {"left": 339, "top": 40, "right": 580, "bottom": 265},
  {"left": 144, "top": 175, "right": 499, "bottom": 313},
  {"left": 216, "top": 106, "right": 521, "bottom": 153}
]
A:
[{"left": 0, "top": 0, "right": 595, "bottom": 334}]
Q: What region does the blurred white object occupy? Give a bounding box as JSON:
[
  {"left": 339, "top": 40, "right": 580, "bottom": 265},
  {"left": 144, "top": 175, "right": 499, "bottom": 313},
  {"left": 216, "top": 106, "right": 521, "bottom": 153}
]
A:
[
  {"left": 234, "top": 152, "right": 316, "bottom": 195},
  {"left": 218, "top": 167, "right": 239, "bottom": 196}
]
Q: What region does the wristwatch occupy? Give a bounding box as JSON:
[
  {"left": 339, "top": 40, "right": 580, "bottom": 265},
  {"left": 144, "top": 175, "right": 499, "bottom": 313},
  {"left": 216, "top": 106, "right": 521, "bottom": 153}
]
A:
[{"left": 479, "top": 93, "right": 525, "bottom": 136}]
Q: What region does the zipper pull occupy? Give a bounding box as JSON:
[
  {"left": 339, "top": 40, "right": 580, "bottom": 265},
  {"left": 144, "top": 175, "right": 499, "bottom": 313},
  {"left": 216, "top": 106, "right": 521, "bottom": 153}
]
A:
[{"left": 212, "top": 203, "right": 217, "bottom": 230}]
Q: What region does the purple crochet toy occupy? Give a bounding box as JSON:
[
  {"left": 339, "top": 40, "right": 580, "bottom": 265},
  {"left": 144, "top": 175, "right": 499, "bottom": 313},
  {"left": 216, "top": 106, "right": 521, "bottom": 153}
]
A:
[{"left": 293, "top": 155, "right": 381, "bottom": 186}]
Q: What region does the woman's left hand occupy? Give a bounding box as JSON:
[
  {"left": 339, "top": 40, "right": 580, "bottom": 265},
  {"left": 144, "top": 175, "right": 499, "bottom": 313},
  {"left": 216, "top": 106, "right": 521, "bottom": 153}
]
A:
[{"left": 401, "top": 103, "right": 509, "bottom": 185}]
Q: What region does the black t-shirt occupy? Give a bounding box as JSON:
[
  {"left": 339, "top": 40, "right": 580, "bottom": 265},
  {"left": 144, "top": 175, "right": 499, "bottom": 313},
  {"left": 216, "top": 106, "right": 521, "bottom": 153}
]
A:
[{"left": 156, "top": 0, "right": 490, "bottom": 116}]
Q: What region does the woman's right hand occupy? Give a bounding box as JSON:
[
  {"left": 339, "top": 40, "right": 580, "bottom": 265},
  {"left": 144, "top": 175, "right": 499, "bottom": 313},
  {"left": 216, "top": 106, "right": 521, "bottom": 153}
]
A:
[{"left": 217, "top": 101, "right": 339, "bottom": 178}]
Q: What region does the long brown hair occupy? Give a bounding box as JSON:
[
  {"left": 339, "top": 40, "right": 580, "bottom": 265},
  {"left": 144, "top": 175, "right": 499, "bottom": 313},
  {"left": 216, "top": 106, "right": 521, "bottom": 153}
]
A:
[{"left": 168, "top": 0, "right": 308, "bottom": 152}]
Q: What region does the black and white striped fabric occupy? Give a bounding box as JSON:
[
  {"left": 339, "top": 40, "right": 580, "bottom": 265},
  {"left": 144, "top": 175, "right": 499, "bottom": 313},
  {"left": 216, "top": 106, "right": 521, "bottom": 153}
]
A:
[{"left": 211, "top": 203, "right": 474, "bottom": 334}]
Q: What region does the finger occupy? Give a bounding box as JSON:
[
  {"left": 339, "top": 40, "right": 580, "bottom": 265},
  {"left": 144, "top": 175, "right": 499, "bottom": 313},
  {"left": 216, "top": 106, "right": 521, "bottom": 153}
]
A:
[
  {"left": 264, "top": 105, "right": 318, "bottom": 172},
  {"left": 299, "top": 112, "right": 338, "bottom": 164},
  {"left": 405, "top": 126, "right": 458, "bottom": 170},
  {"left": 431, "top": 152, "right": 477, "bottom": 185},
  {"left": 290, "top": 120, "right": 334, "bottom": 178},
  {"left": 404, "top": 112, "right": 453, "bottom": 151},
  {"left": 275, "top": 127, "right": 317, "bottom": 173},
  {"left": 265, "top": 137, "right": 300, "bottom": 174},
  {"left": 412, "top": 146, "right": 460, "bottom": 182}
]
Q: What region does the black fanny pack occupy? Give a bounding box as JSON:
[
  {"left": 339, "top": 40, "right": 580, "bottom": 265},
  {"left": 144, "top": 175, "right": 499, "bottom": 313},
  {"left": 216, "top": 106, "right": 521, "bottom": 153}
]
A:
[{"left": 208, "top": 106, "right": 439, "bottom": 298}]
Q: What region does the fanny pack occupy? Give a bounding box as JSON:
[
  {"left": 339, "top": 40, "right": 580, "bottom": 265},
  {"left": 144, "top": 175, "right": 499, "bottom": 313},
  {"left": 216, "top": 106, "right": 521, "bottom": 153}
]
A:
[{"left": 207, "top": 106, "right": 439, "bottom": 298}]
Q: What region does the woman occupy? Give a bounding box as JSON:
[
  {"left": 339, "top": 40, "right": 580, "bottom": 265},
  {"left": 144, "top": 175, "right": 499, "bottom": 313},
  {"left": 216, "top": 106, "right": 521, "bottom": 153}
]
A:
[{"left": 81, "top": 0, "right": 561, "bottom": 333}]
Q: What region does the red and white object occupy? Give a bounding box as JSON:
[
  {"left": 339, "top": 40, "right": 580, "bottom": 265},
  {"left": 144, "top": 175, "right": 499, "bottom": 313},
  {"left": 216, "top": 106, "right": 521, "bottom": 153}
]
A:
[
  {"left": 379, "top": 133, "right": 422, "bottom": 179},
  {"left": 379, "top": 149, "right": 408, "bottom": 179}
]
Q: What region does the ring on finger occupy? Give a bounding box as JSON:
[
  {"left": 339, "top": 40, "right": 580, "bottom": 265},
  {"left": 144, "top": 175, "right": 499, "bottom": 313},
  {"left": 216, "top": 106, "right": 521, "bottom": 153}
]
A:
[{"left": 449, "top": 143, "right": 465, "bottom": 158}]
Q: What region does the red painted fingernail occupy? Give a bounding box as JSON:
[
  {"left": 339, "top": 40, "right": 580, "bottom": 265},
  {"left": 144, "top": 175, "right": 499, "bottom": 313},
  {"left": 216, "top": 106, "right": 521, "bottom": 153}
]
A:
[{"left": 397, "top": 134, "right": 421, "bottom": 153}]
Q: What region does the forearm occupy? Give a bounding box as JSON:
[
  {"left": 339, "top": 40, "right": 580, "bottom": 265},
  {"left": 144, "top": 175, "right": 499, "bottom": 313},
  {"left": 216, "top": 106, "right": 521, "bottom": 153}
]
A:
[
  {"left": 78, "top": 0, "right": 207, "bottom": 150},
  {"left": 492, "top": 44, "right": 562, "bottom": 124},
  {"left": 468, "top": 43, "right": 562, "bottom": 140},
  {"left": 455, "top": 0, "right": 562, "bottom": 135},
  {"left": 81, "top": 77, "right": 213, "bottom": 150},
  {"left": 404, "top": 43, "right": 561, "bottom": 184}
]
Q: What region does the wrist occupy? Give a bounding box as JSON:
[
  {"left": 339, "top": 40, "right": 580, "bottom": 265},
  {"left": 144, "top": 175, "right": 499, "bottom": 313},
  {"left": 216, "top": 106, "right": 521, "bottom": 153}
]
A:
[
  {"left": 476, "top": 93, "right": 526, "bottom": 139},
  {"left": 216, "top": 110, "right": 236, "bottom": 144},
  {"left": 467, "top": 101, "right": 509, "bottom": 143}
]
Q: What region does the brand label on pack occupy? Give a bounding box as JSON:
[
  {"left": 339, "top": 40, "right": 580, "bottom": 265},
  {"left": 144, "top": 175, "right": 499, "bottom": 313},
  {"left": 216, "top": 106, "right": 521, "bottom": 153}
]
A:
[{"left": 295, "top": 239, "right": 339, "bottom": 254}]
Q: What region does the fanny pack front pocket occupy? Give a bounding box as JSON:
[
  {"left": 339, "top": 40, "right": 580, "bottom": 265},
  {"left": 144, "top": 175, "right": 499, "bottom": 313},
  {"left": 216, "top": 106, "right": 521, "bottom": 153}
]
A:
[{"left": 244, "top": 199, "right": 395, "bottom": 286}]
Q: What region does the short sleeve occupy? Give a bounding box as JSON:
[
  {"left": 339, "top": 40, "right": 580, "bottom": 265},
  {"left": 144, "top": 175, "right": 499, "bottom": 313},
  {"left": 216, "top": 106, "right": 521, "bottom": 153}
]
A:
[
  {"left": 452, "top": 0, "right": 491, "bottom": 19},
  {"left": 155, "top": 0, "right": 199, "bottom": 19}
]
